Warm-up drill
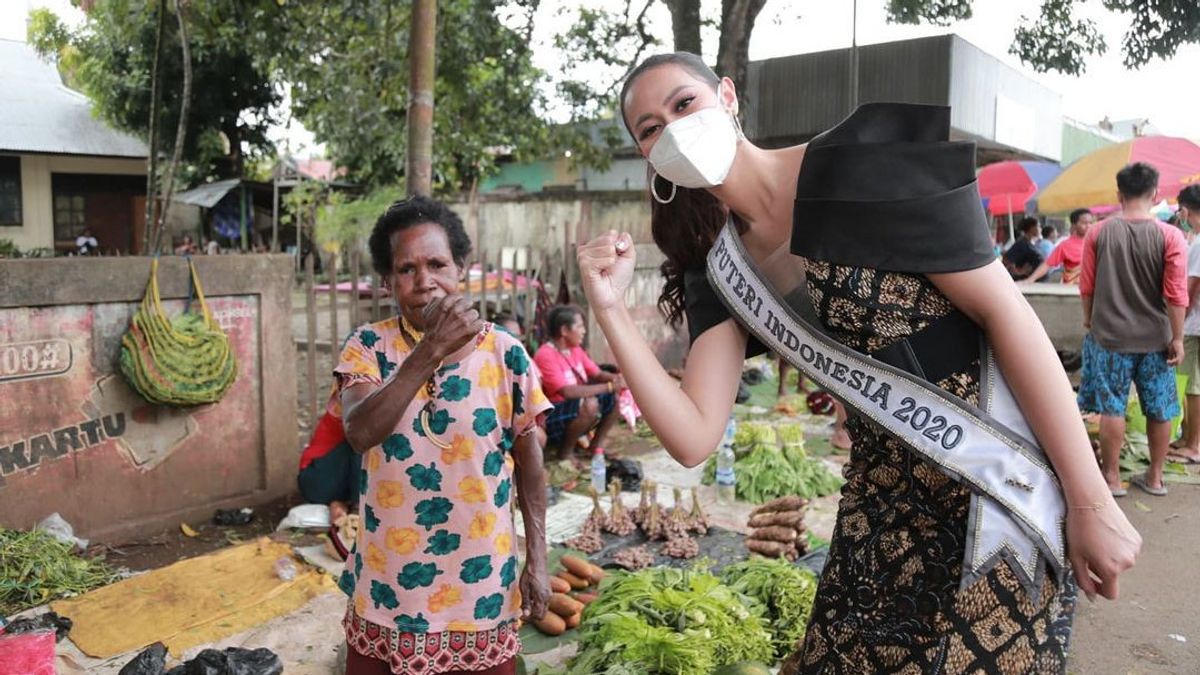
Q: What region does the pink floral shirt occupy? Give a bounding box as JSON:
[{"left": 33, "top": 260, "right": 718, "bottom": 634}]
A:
[{"left": 333, "top": 319, "right": 551, "bottom": 635}]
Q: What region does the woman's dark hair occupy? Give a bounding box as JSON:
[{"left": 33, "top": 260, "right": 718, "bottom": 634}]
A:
[
  {"left": 368, "top": 196, "right": 472, "bottom": 276},
  {"left": 1179, "top": 184, "right": 1200, "bottom": 210},
  {"left": 1116, "top": 162, "right": 1159, "bottom": 199},
  {"left": 547, "top": 304, "right": 583, "bottom": 340},
  {"left": 620, "top": 53, "right": 727, "bottom": 326}
]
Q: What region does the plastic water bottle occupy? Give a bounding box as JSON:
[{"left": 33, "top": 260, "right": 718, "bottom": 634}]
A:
[
  {"left": 716, "top": 417, "right": 737, "bottom": 505},
  {"left": 591, "top": 447, "right": 607, "bottom": 493}
]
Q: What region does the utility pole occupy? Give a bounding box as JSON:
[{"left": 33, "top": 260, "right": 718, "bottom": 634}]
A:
[
  {"left": 406, "top": 0, "right": 436, "bottom": 197},
  {"left": 848, "top": 0, "right": 859, "bottom": 112}
]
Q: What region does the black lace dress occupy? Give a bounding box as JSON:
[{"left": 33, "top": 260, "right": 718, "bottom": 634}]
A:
[{"left": 683, "top": 103, "right": 1077, "bottom": 674}]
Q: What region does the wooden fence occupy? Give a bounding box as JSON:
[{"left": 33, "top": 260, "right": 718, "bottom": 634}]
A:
[{"left": 300, "top": 245, "right": 552, "bottom": 422}]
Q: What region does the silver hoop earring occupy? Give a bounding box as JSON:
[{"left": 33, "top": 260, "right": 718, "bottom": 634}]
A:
[{"left": 651, "top": 173, "right": 677, "bottom": 204}]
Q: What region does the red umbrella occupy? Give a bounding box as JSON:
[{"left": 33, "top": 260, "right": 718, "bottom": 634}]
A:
[{"left": 977, "top": 161, "right": 1061, "bottom": 216}]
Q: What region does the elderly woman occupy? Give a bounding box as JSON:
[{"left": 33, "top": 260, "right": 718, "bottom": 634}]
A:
[{"left": 336, "top": 196, "right": 552, "bottom": 675}]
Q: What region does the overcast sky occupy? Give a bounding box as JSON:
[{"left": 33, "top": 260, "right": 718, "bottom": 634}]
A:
[{"left": 5, "top": 0, "right": 1198, "bottom": 151}]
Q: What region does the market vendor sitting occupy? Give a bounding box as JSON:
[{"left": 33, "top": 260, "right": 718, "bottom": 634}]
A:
[{"left": 533, "top": 304, "right": 624, "bottom": 462}]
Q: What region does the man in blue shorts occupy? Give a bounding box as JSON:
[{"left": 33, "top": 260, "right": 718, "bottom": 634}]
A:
[{"left": 1078, "top": 162, "right": 1188, "bottom": 497}]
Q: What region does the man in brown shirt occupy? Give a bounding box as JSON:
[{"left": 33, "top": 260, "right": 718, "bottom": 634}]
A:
[{"left": 1078, "top": 162, "right": 1188, "bottom": 497}]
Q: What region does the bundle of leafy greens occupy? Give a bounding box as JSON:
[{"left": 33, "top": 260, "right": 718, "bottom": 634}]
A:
[
  {"left": 703, "top": 422, "right": 843, "bottom": 503},
  {"left": 721, "top": 556, "right": 820, "bottom": 658},
  {"left": 0, "top": 528, "right": 116, "bottom": 614},
  {"left": 560, "top": 566, "right": 775, "bottom": 674}
]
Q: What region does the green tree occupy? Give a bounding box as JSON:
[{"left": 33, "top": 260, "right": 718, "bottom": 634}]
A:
[
  {"left": 265, "top": 0, "right": 554, "bottom": 190},
  {"left": 28, "top": 0, "right": 282, "bottom": 183}
]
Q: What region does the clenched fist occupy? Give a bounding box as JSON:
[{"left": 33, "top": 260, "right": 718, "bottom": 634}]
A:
[{"left": 577, "top": 231, "right": 635, "bottom": 312}]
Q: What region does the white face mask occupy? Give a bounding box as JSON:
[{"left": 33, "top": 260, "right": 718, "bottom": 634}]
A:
[{"left": 647, "top": 90, "right": 740, "bottom": 190}]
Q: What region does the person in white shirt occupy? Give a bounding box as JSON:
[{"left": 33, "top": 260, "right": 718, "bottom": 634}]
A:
[
  {"left": 1171, "top": 184, "right": 1200, "bottom": 463},
  {"left": 75, "top": 228, "right": 98, "bottom": 255}
]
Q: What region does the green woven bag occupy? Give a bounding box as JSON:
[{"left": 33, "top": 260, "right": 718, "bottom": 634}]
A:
[{"left": 119, "top": 257, "right": 238, "bottom": 406}]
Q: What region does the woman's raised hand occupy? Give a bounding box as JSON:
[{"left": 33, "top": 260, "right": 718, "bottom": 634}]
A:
[
  {"left": 421, "top": 295, "right": 482, "bottom": 360},
  {"left": 1066, "top": 499, "right": 1141, "bottom": 602},
  {"left": 577, "top": 231, "right": 635, "bottom": 311}
]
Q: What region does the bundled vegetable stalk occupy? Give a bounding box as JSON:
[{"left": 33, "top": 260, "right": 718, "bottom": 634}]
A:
[
  {"left": 661, "top": 488, "right": 699, "bottom": 559},
  {"left": 721, "top": 556, "right": 820, "bottom": 659},
  {"left": 687, "top": 487, "right": 709, "bottom": 535},
  {"left": 565, "top": 566, "right": 775, "bottom": 674},
  {"left": 604, "top": 479, "right": 637, "bottom": 536},
  {"left": 744, "top": 496, "right": 810, "bottom": 561},
  {"left": 565, "top": 489, "right": 605, "bottom": 553},
  {"left": 703, "top": 421, "right": 844, "bottom": 504}
]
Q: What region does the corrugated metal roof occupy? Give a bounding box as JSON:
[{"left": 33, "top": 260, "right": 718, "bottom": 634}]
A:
[
  {"left": 174, "top": 178, "right": 241, "bottom": 208},
  {"left": 0, "top": 39, "right": 148, "bottom": 158}
]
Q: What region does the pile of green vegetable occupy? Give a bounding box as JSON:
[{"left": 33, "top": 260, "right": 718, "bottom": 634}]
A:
[
  {"left": 703, "top": 421, "right": 844, "bottom": 504},
  {"left": 0, "top": 528, "right": 116, "bottom": 615},
  {"left": 720, "top": 556, "right": 820, "bottom": 658},
  {"left": 556, "top": 566, "right": 776, "bottom": 674}
]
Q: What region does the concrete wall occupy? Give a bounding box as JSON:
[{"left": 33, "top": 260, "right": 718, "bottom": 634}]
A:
[
  {"left": 0, "top": 154, "right": 146, "bottom": 251},
  {"left": 0, "top": 255, "right": 297, "bottom": 543},
  {"left": 447, "top": 191, "right": 687, "bottom": 367},
  {"left": 1020, "top": 284, "right": 1085, "bottom": 352}
]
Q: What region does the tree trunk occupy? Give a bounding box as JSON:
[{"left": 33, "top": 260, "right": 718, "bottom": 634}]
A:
[
  {"left": 142, "top": 1, "right": 165, "bottom": 254},
  {"left": 406, "top": 0, "right": 437, "bottom": 197},
  {"left": 717, "top": 0, "right": 767, "bottom": 107},
  {"left": 153, "top": 0, "right": 192, "bottom": 254},
  {"left": 663, "top": 0, "right": 702, "bottom": 54}
]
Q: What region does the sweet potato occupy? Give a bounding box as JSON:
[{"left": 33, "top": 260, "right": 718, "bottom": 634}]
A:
[
  {"left": 560, "top": 554, "right": 593, "bottom": 579},
  {"left": 549, "top": 576, "right": 571, "bottom": 594},
  {"left": 750, "top": 525, "right": 798, "bottom": 543},
  {"left": 747, "top": 511, "right": 805, "bottom": 529},
  {"left": 573, "top": 592, "right": 598, "bottom": 605},
  {"left": 587, "top": 564, "right": 606, "bottom": 584},
  {"left": 748, "top": 496, "right": 808, "bottom": 517},
  {"left": 534, "top": 612, "right": 566, "bottom": 636},
  {"left": 557, "top": 570, "right": 589, "bottom": 590},
  {"left": 745, "top": 538, "right": 789, "bottom": 557},
  {"left": 549, "top": 593, "right": 583, "bottom": 617},
  {"left": 565, "top": 612, "right": 581, "bottom": 629}
]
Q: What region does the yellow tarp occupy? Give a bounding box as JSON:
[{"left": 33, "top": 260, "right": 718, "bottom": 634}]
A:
[{"left": 51, "top": 538, "right": 337, "bottom": 659}]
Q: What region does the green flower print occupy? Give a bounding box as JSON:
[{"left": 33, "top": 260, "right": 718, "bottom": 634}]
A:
[
  {"left": 338, "top": 569, "right": 355, "bottom": 596},
  {"left": 504, "top": 346, "right": 530, "bottom": 375},
  {"left": 460, "top": 555, "right": 493, "bottom": 584},
  {"left": 414, "top": 497, "right": 453, "bottom": 530},
  {"left": 395, "top": 613, "right": 430, "bottom": 633},
  {"left": 437, "top": 362, "right": 460, "bottom": 376},
  {"left": 355, "top": 551, "right": 363, "bottom": 576},
  {"left": 382, "top": 433, "right": 413, "bottom": 462},
  {"left": 482, "top": 451, "right": 504, "bottom": 477},
  {"left": 498, "top": 429, "right": 515, "bottom": 452},
  {"left": 406, "top": 462, "right": 443, "bottom": 491},
  {"left": 424, "top": 530, "right": 461, "bottom": 556},
  {"left": 473, "top": 408, "right": 498, "bottom": 437},
  {"left": 370, "top": 580, "right": 399, "bottom": 610},
  {"left": 397, "top": 561, "right": 443, "bottom": 590},
  {"left": 474, "top": 593, "right": 504, "bottom": 621},
  {"left": 493, "top": 478, "right": 512, "bottom": 508},
  {"left": 440, "top": 375, "right": 471, "bottom": 402},
  {"left": 499, "top": 556, "right": 517, "bottom": 588},
  {"left": 364, "top": 505, "right": 381, "bottom": 532},
  {"left": 376, "top": 352, "right": 397, "bottom": 379},
  {"left": 358, "top": 329, "right": 380, "bottom": 348}
]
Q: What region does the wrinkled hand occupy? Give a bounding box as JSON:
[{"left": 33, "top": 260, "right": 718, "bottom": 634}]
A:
[
  {"left": 577, "top": 231, "right": 635, "bottom": 312},
  {"left": 1066, "top": 500, "right": 1141, "bottom": 601},
  {"left": 1167, "top": 338, "right": 1185, "bottom": 366},
  {"left": 421, "top": 295, "right": 482, "bottom": 361},
  {"left": 519, "top": 565, "right": 550, "bottom": 622}
]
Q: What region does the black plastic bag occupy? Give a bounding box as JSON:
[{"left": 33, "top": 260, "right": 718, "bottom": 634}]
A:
[
  {"left": 167, "top": 647, "right": 283, "bottom": 675},
  {"left": 3, "top": 611, "right": 73, "bottom": 642},
  {"left": 118, "top": 642, "right": 167, "bottom": 675},
  {"left": 605, "top": 458, "right": 643, "bottom": 492},
  {"left": 212, "top": 508, "right": 255, "bottom": 526}
]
